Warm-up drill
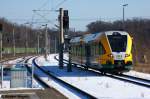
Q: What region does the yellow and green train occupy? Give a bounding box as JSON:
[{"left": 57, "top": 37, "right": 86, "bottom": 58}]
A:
[{"left": 70, "top": 31, "right": 133, "bottom": 73}]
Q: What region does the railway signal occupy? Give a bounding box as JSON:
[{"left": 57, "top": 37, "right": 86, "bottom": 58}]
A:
[
  {"left": 63, "top": 10, "right": 69, "bottom": 29},
  {"left": 58, "top": 8, "right": 70, "bottom": 70},
  {"left": 0, "top": 24, "right": 2, "bottom": 31}
]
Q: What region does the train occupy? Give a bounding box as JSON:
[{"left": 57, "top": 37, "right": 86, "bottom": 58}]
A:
[{"left": 70, "top": 31, "right": 133, "bottom": 73}]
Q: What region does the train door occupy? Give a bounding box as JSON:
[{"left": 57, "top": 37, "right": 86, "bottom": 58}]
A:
[{"left": 85, "top": 44, "right": 91, "bottom": 67}]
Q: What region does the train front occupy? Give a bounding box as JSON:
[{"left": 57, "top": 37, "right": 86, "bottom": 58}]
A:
[{"left": 106, "top": 31, "right": 133, "bottom": 72}]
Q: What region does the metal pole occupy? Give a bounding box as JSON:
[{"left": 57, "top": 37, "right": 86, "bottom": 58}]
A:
[
  {"left": 12, "top": 25, "right": 16, "bottom": 57},
  {"left": 31, "top": 64, "right": 34, "bottom": 88},
  {"left": 37, "top": 32, "right": 40, "bottom": 54},
  {"left": 59, "top": 8, "right": 64, "bottom": 69},
  {"left": 1, "top": 65, "right": 3, "bottom": 88},
  {"left": 45, "top": 24, "right": 48, "bottom": 60},
  {"left": 0, "top": 32, "right": 2, "bottom": 60},
  {"left": 25, "top": 27, "right": 28, "bottom": 56},
  {"left": 122, "top": 4, "right": 128, "bottom": 30},
  {"left": 67, "top": 41, "right": 72, "bottom": 72}
]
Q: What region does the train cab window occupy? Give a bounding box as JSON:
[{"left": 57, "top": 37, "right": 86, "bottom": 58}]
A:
[
  {"left": 107, "top": 35, "right": 127, "bottom": 52},
  {"left": 99, "top": 43, "right": 106, "bottom": 55}
]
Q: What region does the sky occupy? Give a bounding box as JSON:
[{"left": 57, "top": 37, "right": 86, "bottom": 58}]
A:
[{"left": 0, "top": 0, "right": 150, "bottom": 31}]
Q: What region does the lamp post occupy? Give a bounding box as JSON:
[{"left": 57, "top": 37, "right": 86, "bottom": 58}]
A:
[
  {"left": 123, "top": 4, "right": 128, "bottom": 30},
  {"left": 24, "top": 22, "right": 30, "bottom": 56},
  {"left": 42, "top": 24, "right": 48, "bottom": 60},
  {"left": 37, "top": 30, "right": 42, "bottom": 54},
  {"left": 59, "top": 8, "right": 64, "bottom": 69},
  {"left": 12, "top": 24, "right": 16, "bottom": 57},
  {"left": 37, "top": 31, "right": 40, "bottom": 54}
]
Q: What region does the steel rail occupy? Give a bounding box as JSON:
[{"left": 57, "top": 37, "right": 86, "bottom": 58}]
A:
[
  {"left": 106, "top": 74, "right": 150, "bottom": 88},
  {"left": 33, "top": 57, "right": 97, "bottom": 99},
  {"left": 24, "top": 57, "right": 51, "bottom": 88},
  {"left": 119, "top": 74, "right": 150, "bottom": 83},
  {"left": 55, "top": 55, "right": 150, "bottom": 88}
]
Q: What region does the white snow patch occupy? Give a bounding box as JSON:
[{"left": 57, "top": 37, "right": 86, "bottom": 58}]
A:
[{"left": 35, "top": 53, "right": 150, "bottom": 99}]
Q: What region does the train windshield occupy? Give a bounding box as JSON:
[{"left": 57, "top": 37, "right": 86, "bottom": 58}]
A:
[{"left": 107, "top": 35, "right": 127, "bottom": 52}]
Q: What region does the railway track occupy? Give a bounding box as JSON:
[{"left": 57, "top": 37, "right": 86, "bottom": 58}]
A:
[
  {"left": 55, "top": 55, "right": 150, "bottom": 88},
  {"left": 109, "top": 73, "right": 150, "bottom": 88},
  {"left": 24, "top": 57, "right": 51, "bottom": 88},
  {"left": 32, "top": 57, "right": 97, "bottom": 99}
]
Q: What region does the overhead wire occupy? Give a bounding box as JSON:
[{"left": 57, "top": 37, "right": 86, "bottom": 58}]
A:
[
  {"left": 37, "top": 0, "right": 50, "bottom": 10},
  {"left": 33, "top": 10, "right": 56, "bottom": 26},
  {"left": 53, "top": 0, "right": 68, "bottom": 10}
]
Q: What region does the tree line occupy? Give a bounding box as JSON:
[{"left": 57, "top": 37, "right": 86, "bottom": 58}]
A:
[{"left": 0, "top": 17, "right": 150, "bottom": 64}]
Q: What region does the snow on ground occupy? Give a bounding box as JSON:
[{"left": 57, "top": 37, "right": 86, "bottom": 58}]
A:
[
  {"left": 27, "top": 57, "right": 43, "bottom": 88},
  {"left": 33, "top": 55, "right": 84, "bottom": 99},
  {"left": 125, "top": 71, "right": 150, "bottom": 80},
  {"left": 35, "top": 53, "right": 150, "bottom": 99},
  {"left": 2, "top": 57, "right": 23, "bottom": 68}
]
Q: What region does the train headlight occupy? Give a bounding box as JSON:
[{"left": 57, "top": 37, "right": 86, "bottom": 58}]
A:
[
  {"left": 125, "top": 54, "right": 130, "bottom": 57},
  {"left": 107, "top": 54, "right": 114, "bottom": 58}
]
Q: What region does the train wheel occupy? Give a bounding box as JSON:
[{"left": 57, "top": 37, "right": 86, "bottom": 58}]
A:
[
  {"left": 100, "top": 70, "right": 106, "bottom": 75},
  {"left": 118, "top": 72, "right": 123, "bottom": 75},
  {"left": 84, "top": 65, "right": 88, "bottom": 70}
]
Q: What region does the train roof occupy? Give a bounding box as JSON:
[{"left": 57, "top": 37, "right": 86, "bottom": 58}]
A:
[
  {"left": 83, "top": 33, "right": 102, "bottom": 43},
  {"left": 105, "top": 31, "right": 128, "bottom": 35},
  {"left": 70, "top": 36, "right": 81, "bottom": 43},
  {"left": 70, "top": 31, "right": 128, "bottom": 44},
  {"left": 70, "top": 33, "right": 101, "bottom": 44}
]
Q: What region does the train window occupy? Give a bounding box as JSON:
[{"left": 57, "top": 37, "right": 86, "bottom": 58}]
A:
[
  {"left": 73, "top": 47, "right": 74, "bottom": 55},
  {"left": 91, "top": 44, "right": 95, "bottom": 56},
  {"left": 83, "top": 45, "right": 85, "bottom": 56},
  {"left": 107, "top": 35, "right": 127, "bottom": 52},
  {"left": 80, "top": 45, "right": 84, "bottom": 56},
  {"left": 79, "top": 45, "right": 81, "bottom": 56},
  {"left": 77, "top": 46, "right": 79, "bottom": 56},
  {"left": 73, "top": 46, "right": 74, "bottom": 55},
  {"left": 94, "top": 44, "right": 96, "bottom": 55},
  {"left": 80, "top": 45, "right": 83, "bottom": 56},
  {"left": 96, "top": 44, "right": 99, "bottom": 55},
  {"left": 80, "top": 45, "right": 82, "bottom": 56},
  {"left": 91, "top": 45, "right": 94, "bottom": 56},
  {"left": 72, "top": 46, "right": 75, "bottom": 56},
  {"left": 76, "top": 46, "right": 77, "bottom": 56}
]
